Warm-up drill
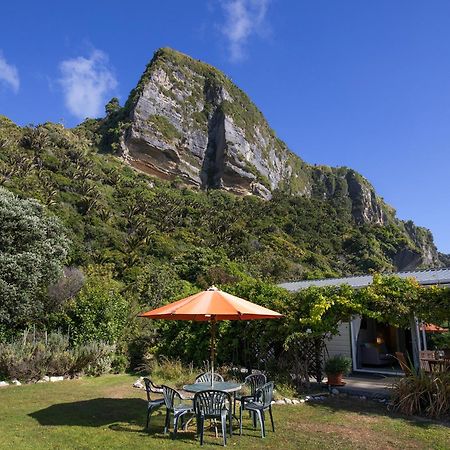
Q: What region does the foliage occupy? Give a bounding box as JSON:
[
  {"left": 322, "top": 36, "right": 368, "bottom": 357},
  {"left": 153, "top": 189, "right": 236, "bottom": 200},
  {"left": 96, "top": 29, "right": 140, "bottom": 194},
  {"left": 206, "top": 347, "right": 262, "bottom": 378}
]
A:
[
  {"left": 47, "top": 267, "right": 85, "bottom": 311},
  {"left": 0, "top": 107, "right": 448, "bottom": 374},
  {"left": 429, "top": 332, "right": 450, "bottom": 350},
  {"left": 61, "top": 266, "right": 129, "bottom": 346},
  {"left": 324, "top": 355, "right": 352, "bottom": 375},
  {"left": 0, "top": 187, "right": 70, "bottom": 336},
  {"left": 105, "top": 97, "right": 121, "bottom": 116},
  {"left": 129, "top": 262, "right": 193, "bottom": 309},
  {"left": 0, "top": 331, "right": 115, "bottom": 382},
  {"left": 138, "top": 356, "right": 195, "bottom": 389},
  {"left": 391, "top": 369, "right": 450, "bottom": 418},
  {"left": 356, "top": 275, "right": 421, "bottom": 327},
  {"left": 147, "top": 114, "right": 181, "bottom": 141},
  {"left": 0, "top": 117, "right": 438, "bottom": 291}
]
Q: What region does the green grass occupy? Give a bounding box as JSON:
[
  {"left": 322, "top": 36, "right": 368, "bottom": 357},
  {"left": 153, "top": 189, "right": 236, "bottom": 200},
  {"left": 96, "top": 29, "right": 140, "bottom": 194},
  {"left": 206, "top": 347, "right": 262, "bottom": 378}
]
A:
[{"left": 0, "top": 374, "right": 449, "bottom": 449}]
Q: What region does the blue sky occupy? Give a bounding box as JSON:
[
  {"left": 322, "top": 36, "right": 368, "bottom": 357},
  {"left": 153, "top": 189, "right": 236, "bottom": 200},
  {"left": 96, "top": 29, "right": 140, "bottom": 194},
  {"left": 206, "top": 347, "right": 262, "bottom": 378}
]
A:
[{"left": 1, "top": 1, "right": 449, "bottom": 254}]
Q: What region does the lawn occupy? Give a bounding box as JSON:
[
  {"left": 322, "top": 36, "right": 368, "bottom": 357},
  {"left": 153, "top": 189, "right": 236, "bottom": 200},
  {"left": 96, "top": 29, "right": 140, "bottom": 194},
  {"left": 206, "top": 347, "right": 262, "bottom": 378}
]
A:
[{"left": 0, "top": 374, "right": 448, "bottom": 449}]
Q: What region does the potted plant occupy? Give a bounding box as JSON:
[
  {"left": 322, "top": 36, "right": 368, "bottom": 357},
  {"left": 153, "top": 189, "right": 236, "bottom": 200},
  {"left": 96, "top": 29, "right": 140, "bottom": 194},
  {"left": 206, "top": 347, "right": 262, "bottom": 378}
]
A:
[{"left": 324, "top": 355, "right": 352, "bottom": 386}]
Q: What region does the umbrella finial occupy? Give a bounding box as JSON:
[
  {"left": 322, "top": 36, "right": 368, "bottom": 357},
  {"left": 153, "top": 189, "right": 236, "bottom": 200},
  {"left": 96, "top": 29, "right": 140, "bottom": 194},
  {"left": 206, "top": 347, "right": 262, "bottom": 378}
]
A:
[{"left": 207, "top": 285, "right": 219, "bottom": 291}]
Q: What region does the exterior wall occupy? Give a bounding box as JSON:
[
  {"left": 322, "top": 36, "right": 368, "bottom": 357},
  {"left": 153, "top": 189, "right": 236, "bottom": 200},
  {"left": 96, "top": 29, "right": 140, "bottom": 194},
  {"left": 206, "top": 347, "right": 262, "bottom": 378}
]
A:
[{"left": 325, "top": 322, "right": 352, "bottom": 359}]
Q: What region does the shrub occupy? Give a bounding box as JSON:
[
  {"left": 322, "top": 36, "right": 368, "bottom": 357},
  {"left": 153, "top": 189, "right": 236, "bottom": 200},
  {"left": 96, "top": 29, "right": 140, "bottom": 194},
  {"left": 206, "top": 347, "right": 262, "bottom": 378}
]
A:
[
  {"left": 0, "top": 338, "right": 49, "bottom": 381},
  {"left": 71, "top": 341, "right": 115, "bottom": 376},
  {"left": 391, "top": 370, "right": 450, "bottom": 418},
  {"left": 0, "top": 187, "right": 70, "bottom": 334},
  {"left": 0, "top": 332, "right": 115, "bottom": 382},
  {"left": 64, "top": 266, "right": 129, "bottom": 345},
  {"left": 324, "top": 355, "right": 352, "bottom": 375}
]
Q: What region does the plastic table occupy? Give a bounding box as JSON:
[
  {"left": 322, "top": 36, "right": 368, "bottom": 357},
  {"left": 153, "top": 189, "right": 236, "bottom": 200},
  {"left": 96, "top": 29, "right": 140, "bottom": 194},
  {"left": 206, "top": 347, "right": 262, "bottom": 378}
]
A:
[{"left": 183, "top": 382, "right": 242, "bottom": 394}]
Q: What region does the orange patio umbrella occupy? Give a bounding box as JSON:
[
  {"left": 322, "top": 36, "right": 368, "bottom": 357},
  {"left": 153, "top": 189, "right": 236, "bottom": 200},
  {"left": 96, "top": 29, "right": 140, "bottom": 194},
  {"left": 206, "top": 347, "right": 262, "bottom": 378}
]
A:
[
  {"left": 420, "top": 323, "right": 449, "bottom": 333},
  {"left": 139, "top": 286, "right": 282, "bottom": 384}
]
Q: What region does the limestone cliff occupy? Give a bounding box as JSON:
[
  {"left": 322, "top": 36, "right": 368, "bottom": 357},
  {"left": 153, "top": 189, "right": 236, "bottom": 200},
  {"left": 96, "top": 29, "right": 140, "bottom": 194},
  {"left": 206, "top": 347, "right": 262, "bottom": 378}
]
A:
[
  {"left": 121, "top": 49, "right": 387, "bottom": 220},
  {"left": 117, "top": 48, "right": 443, "bottom": 269}
]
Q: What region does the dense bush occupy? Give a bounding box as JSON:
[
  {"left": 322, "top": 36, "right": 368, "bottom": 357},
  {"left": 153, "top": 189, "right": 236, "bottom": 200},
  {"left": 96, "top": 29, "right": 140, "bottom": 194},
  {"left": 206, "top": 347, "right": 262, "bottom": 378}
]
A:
[
  {"left": 0, "top": 187, "right": 70, "bottom": 337},
  {"left": 61, "top": 266, "right": 129, "bottom": 346},
  {"left": 0, "top": 332, "right": 115, "bottom": 382}
]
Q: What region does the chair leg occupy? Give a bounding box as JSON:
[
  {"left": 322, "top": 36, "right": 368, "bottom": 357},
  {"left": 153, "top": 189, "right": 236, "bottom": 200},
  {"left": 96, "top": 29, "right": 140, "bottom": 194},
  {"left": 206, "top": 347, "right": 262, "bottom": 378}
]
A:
[
  {"left": 173, "top": 413, "right": 181, "bottom": 438},
  {"left": 239, "top": 406, "right": 243, "bottom": 435},
  {"left": 255, "top": 410, "right": 264, "bottom": 438},
  {"left": 269, "top": 406, "right": 275, "bottom": 432},
  {"left": 146, "top": 407, "right": 150, "bottom": 429},
  {"left": 261, "top": 410, "right": 266, "bottom": 438},
  {"left": 221, "top": 415, "right": 227, "bottom": 446},
  {"left": 164, "top": 409, "right": 170, "bottom": 434},
  {"left": 252, "top": 411, "right": 257, "bottom": 429},
  {"left": 229, "top": 411, "right": 233, "bottom": 437},
  {"left": 199, "top": 416, "right": 204, "bottom": 446}
]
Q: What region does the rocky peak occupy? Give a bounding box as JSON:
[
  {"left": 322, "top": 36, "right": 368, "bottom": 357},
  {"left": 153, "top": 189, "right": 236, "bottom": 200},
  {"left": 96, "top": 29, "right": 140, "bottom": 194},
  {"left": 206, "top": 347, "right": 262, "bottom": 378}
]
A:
[
  {"left": 118, "top": 48, "right": 443, "bottom": 269},
  {"left": 121, "top": 48, "right": 393, "bottom": 227}
]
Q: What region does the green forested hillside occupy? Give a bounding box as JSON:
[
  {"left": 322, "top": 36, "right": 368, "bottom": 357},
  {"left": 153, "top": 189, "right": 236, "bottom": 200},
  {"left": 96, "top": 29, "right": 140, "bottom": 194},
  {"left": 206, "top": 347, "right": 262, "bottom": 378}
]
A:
[{"left": 0, "top": 116, "right": 433, "bottom": 289}]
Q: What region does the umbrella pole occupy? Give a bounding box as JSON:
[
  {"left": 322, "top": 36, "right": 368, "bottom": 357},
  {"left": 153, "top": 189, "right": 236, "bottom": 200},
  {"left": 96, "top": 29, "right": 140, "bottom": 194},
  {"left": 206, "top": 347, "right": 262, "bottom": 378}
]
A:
[{"left": 210, "top": 317, "right": 216, "bottom": 388}]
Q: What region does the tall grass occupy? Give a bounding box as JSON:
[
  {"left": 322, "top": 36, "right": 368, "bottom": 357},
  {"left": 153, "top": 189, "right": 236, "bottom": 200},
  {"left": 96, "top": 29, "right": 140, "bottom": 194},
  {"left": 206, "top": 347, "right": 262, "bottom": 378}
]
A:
[
  {"left": 137, "top": 356, "right": 195, "bottom": 388},
  {"left": 391, "top": 369, "right": 450, "bottom": 418}
]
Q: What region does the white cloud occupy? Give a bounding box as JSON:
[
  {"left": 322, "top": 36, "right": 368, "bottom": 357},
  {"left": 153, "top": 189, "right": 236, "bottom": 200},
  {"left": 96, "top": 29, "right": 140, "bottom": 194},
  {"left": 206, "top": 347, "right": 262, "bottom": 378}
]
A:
[
  {"left": 220, "top": 0, "right": 270, "bottom": 62},
  {"left": 59, "top": 49, "right": 117, "bottom": 120},
  {"left": 0, "top": 52, "right": 20, "bottom": 93}
]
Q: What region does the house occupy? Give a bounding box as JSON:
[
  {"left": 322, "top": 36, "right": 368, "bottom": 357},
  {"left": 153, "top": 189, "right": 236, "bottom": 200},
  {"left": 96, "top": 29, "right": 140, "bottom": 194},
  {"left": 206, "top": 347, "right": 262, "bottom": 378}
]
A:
[{"left": 278, "top": 268, "right": 450, "bottom": 375}]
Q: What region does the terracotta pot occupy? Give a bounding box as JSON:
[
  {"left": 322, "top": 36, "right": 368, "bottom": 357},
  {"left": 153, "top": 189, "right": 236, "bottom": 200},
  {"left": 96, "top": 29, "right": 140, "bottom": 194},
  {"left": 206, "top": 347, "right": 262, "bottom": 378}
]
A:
[{"left": 326, "top": 372, "right": 345, "bottom": 386}]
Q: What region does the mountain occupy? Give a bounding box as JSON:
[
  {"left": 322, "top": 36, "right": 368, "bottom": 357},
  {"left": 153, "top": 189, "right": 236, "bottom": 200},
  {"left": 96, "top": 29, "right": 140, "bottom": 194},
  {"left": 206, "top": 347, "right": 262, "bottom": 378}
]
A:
[
  {"left": 0, "top": 48, "right": 447, "bottom": 283},
  {"left": 120, "top": 49, "right": 387, "bottom": 221},
  {"left": 114, "top": 47, "right": 442, "bottom": 270}
]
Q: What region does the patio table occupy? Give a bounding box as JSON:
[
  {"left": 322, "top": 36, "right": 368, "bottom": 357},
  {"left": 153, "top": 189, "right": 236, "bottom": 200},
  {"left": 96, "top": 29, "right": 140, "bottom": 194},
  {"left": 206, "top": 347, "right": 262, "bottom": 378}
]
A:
[{"left": 183, "top": 382, "right": 242, "bottom": 394}]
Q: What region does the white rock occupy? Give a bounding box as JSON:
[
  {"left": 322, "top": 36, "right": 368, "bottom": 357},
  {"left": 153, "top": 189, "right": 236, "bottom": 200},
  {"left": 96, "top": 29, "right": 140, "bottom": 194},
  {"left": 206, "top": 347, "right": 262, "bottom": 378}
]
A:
[
  {"left": 11, "top": 379, "right": 21, "bottom": 386},
  {"left": 0, "top": 381, "right": 9, "bottom": 387},
  {"left": 299, "top": 399, "right": 305, "bottom": 403},
  {"left": 50, "top": 376, "right": 64, "bottom": 382},
  {"left": 43, "top": 376, "right": 50, "bottom": 382},
  {"left": 133, "top": 380, "right": 144, "bottom": 389},
  {"left": 284, "top": 398, "right": 293, "bottom": 404},
  {"left": 292, "top": 399, "right": 300, "bottom": 405},
  {"left": 275, "top": 399, "right": 285, "bottom": 405},
  {"left": 36, "top": 379, "right": 46, "bottom": 383},
  {"left": 271, "top": 401, "right": 276, "bottom": 405},
  {"left": 331, "top": 388, "right": 339, "bottom": 395}
]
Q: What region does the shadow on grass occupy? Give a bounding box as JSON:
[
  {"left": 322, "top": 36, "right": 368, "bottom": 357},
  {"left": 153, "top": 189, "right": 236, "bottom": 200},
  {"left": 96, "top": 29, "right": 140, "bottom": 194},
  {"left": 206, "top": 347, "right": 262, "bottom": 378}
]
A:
[
  {"left": 28, "top": 398, "right": 205, "bottom": 445},
  {"left": 30, "top": 398, "right": 249, "bottom": 446},
  {"left": 306, "top": 396, "right": 450, "bottom": 429},
  {"left": 29, "top": 398, "right": 148, "bottom": 428}
]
